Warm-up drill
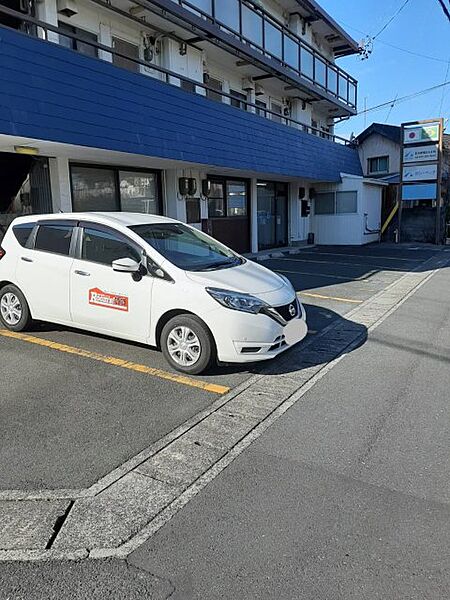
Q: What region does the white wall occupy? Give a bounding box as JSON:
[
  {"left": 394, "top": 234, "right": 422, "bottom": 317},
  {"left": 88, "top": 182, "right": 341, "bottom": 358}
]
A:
[
  {"left": 311, "top": 175, "right": 384, "bottom": 245},
  {"left": 358, "top": 134, "right": 400, "bottom": 176}
]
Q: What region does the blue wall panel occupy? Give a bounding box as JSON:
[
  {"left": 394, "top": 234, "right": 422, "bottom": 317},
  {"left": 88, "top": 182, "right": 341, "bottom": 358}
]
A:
[{"left": 0, "top": 27, "right": 362, "bottom": 181}]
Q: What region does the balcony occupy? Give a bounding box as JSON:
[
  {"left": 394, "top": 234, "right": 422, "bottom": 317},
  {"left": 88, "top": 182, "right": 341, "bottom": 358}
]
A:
[
  {"left": 0, "top": 23, "right": 362, "bottom": 181},
  {"left": 141, "top": 0, "right": 358, "bottom": 114}
]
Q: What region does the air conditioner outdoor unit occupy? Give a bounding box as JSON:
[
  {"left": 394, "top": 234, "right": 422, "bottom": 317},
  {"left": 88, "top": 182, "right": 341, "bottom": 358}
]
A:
[
  {"left": 57, "top": 0, "right": 78, "bottom": 17},
  {"left": 241, "top": 77, "right": 254, "bottom": 92},
  {"left": 255, "top": 83, "right": 264, "bottom": 96}
]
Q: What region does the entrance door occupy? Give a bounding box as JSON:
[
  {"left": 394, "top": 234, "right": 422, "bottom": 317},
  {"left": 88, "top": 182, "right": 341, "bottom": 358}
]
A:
[
  {"left": 257, "top": 181, "right": 288, "bottom": 250},
  {"left": 207, "top": 178, "right": 250, "bottom": 253}
]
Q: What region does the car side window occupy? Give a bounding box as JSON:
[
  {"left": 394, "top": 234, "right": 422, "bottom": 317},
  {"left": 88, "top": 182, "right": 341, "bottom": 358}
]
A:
[
  {"left": 12, "top": 223, "right": 36, "bottom": 247},
  {"left": 81, "top": 227, "right": 141, "bottom": 266},
  {"left": 34, "top": 224, "right": 74, "bottom": 256}
]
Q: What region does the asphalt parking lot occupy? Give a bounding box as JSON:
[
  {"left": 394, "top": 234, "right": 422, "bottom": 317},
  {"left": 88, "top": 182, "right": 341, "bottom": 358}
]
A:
[{"left": 0, "top": 243, "right": 443, "bottom": 493}]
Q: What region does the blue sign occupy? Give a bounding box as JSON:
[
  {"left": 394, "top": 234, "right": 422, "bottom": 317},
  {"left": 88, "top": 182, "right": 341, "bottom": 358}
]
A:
[{"left": 402, "top": 183, "right": 437, "bottom": 201}]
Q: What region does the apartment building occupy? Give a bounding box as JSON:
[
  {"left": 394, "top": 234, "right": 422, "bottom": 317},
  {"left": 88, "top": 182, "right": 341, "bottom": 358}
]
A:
[{"left": 0, "top": 0, "right": 369, "bottom": 250}]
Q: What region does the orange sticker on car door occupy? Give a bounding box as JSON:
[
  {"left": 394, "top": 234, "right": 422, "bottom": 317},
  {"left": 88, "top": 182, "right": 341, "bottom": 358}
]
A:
[{"left": 89, "top": 288, "right": 129, "bottom": 312}]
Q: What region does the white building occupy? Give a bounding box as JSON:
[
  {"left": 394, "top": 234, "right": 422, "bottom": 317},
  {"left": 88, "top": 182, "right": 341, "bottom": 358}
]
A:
[{"left": 0, "top": 0, "right": 381, "bottom": 249}]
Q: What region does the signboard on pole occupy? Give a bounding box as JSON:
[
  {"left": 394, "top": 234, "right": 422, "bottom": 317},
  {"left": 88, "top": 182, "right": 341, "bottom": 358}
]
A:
[
  {"left": 403, "top": 145, "right": 438, "bottom": 163},
  {"left": 402, "top": 183, "right": 437, "bottom": 201},
  {"left": 403, "top": 124, "right": 440, "bottom": 144},
  {"left": 402, "top": 164, "right": 438, "bottom": 182}
]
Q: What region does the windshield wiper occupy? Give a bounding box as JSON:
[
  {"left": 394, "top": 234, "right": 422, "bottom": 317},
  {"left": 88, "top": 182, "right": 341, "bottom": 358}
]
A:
[{"left": 191, "top": 258, "right": 241, "bottom": 272}]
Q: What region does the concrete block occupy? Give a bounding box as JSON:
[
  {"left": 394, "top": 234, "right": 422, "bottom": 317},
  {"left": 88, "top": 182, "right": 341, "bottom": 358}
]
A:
[{"left": 0, "top": 500, "right": 70, "bottom": 550}]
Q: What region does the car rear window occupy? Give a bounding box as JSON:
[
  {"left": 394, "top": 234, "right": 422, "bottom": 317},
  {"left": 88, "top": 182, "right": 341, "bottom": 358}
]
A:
[
  {"left": 35, "top": 224, "right": 74, "bottom": 256},
  {"left": 12, "top": 223, "right": 35, "bottom": 247}
]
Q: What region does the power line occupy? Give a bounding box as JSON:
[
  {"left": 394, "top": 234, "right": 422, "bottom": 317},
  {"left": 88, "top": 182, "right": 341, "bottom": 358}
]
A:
[
  {"left": 438, "top": 61, "right": 450, "bottom": 115},
  {"left": 372, "top": 0, "right": 412, "bottom": 39},
  {"left": 358, "top": 81, "right": 450, "bottom": 115},
  {"left": 342, "top": 22, "right": 449, "bottom": 64},
  {"left": 436, "top": 0, "right": 450, "bottom": 21}
]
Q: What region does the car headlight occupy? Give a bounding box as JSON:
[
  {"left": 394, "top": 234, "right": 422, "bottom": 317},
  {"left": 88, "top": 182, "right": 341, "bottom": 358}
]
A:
[{"left": 206, "top": 287, "right": 268, "bottom": 314}]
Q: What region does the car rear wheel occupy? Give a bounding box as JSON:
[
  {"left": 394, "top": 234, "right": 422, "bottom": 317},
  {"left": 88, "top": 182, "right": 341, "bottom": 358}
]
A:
[
  {"left": 0, "top": 285, "right": 32, "bottom": 332},
  {"left": 161, "top": 314, "right": 215, "bottom": 375}
]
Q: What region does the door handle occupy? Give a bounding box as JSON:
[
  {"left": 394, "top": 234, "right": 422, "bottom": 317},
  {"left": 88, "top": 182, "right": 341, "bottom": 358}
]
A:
[
  {"left": 74, "top": 270, "right": 90, "bottom": 276},
  {"left": 21, "top": 257, "right": 33, "bottom": 263}
]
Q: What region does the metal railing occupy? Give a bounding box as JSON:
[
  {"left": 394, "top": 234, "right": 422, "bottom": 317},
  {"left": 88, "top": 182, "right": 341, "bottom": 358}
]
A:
[
  {"left": 167, "top": 0, "right": 357, "bottom": 110},
  {"left": 0, "top": 6, "right": 352, "bottom": 145}
]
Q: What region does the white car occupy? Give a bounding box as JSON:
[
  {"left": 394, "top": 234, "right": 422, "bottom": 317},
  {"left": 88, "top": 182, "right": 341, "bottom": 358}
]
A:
[{"left": 0, "top": 213, "right": 307, "bottom": 374}]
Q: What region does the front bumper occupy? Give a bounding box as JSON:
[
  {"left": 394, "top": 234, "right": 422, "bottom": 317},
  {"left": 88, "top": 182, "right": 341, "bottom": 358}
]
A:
[{"left": 207, "top": 301, "right": 308, "bottom": 363}]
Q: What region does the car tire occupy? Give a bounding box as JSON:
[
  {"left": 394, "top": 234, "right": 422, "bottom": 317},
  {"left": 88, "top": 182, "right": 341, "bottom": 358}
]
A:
[
  {"left": 161, "top": 314, "right": 215, "bottom": 375},
  {"left": 0, "top": 284, "right": 32, "bottom": 332}
]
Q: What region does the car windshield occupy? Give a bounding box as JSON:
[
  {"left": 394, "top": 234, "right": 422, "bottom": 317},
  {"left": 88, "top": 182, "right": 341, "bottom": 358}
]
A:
[{"left": 129, "top": 222, "right": 244, "bottom": 271}]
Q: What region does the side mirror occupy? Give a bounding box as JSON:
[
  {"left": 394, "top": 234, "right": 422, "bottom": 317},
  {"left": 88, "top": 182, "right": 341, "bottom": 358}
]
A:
[{"left": 112, "top": 257, "right": 140, "bottom": 273}]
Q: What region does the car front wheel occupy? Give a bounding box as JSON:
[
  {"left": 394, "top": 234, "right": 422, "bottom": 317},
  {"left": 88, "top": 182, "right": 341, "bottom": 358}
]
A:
[
  {"left": 0, "top": 285, "right": 32, "bottom": 332},
  {"left": 161, "top": 314, "right": 215, "bottom": 375}
]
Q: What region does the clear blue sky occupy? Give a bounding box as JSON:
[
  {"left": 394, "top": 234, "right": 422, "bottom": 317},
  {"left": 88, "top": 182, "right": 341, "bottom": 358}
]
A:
[{"left": 319, "top": 0, "right": 450, "bottom": 138}]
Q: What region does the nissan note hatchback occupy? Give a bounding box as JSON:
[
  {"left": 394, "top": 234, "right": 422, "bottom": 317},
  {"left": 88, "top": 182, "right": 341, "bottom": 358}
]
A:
[{"left": 0, "top": 213, "right": 307, "bottom": 374}]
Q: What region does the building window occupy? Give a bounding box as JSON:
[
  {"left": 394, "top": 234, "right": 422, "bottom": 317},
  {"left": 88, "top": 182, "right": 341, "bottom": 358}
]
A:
[
  {"left": 58, "top": 22, "right": 98, "bottom": 58},
  {"left": 271, "top": 102, "right": 282, "bottom": 123},
  {"left": 336, "top": 191, "right": 357, "bottom": 213},
  {"left": 230, "top": 89, "right": 247, "bottom": 110},
  {"left": 207, "top": 178, "right": 248, "bottom": 218},
  {"left": 206, "top": 77, "right": 223, "bottom": 102},
  {"left": 181, "top": 79, "right": 196, "bottom": 93},
  {"left": 368, "top": 156, "right": 389, "bottom": 174},
  {"left": 255, "top": 100, "right": 267, "bottom": 117},
  {"left": 314, "top": 192, "right": 335, "bottom": 215},
  {"left": 70, "top": 165, "right": 161, "bottom": 214},
  {"left": 112, "top": 37, "right": 140, "bottom": 73},
  {"left": 314, "top": 191, "right": 358, "bottom": 215}
]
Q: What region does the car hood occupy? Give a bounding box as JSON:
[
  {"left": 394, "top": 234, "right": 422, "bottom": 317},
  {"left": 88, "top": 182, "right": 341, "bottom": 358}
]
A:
[{"left": 185, "top": 259, "right": 295, "bottom": 306}]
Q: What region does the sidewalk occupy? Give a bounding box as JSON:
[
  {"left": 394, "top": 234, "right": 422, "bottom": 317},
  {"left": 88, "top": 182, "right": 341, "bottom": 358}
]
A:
[{"left": 127, "top": 264, "right": 450, "bottom": 599}]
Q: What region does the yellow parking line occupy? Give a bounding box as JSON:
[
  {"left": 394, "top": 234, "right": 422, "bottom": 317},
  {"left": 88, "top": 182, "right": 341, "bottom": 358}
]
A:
[
  {"left": 0, "top": 329, "right": 229, "bottom": 395},
  {"left": 299, "top": 291, "right": 363, "bottom": 304}
]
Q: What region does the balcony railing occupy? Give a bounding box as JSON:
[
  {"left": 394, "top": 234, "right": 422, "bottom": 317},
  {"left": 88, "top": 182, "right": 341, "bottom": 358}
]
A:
[
  {"left": 0, "top": 6, "right": 352, "bottom": 145},
  {"left": 166, "top": 0, "right": 357, "bottom": 110}
]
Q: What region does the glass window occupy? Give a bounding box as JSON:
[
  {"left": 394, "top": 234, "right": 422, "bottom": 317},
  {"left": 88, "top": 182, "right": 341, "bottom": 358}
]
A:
[
  {"left": 12, "top": 223, "right": 35, "bottom": 247},
  {"left": 227, "top": 181, "right": 247, "bottom": 216},
  {"left": 328, "top": 67, "right": 338, "bottom": 95},
  {"left": 206, "top": 77, "right": 223, "bottom": 102},
  {"left": 255, "top": 99, "right": 267, "bottom": 117},
  {"left": 130, "top": 222, "right": 241, "bottom": 271},
  {"left": 314, "top": 192, "right": 335, "bottom": 215},
  {"left": 184, "top": 0, "right": 212, "bottom": 14},
  {"left": 242, "top": 5, "right": 262, "bottom": 47},
  {"left": 230, "top": 89, "right": 247, "bottom": 110},
  {"left": 271, "top": 102, "right": 282, "bottom": 123},
  {"left": 348, "top": 81, "right": 356, "bottom": 107},
  {"left": 338, "top": 74, "right": 348, "bottom": 100},
  {"left": 59, "top": 22, "right": 98, "bottom": 58},
  {"left": 112, "top": 37, "right": 140, "bottom": 73},
  {"left": 215, "top": 0, "right": 239, "bottom": 31},
  {"left": 71, "top": 167, "right": 119, "bottom": 212},
  {"left": 119, "top": 171, "right": 159, "bottom": 214},
  {"left": 336, "top": 191, "right": 357, "bottom": 214},
  {"left": 300, "top": 46, "right": 314, "bottom": 79},
  {"left": 82, "top": 227, "right": 140, "bottom": 265},
  {"left": 284, "top": 35, "right": 299, "bottom": 70},
  {"left": 264, "top": 20, "right": 282, "bottom": 59},
  {"left": 208, "top": 181, "right": 225, "bottom": 217},
  {"left": 35, "top": 224, "right": 74, "bottom": 255},
  {"left": 181, "top": 79, "right": 196, "bottom": 93},
  {"left": 368, "top": 156, "right": 389, "bottom": 174},
  {"left": 186, "top": 198, "right": 201, "bottom": 223},
  {"left": 315, "top": 58, "right": 326, "bottom": 87}
]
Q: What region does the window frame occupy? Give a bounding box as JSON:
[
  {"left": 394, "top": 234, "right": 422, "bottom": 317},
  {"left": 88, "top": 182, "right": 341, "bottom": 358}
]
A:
[
  {"left": 76, "top": 222, "right": 144, "bottom": 267},
  {"left": 58, "top": 21, "right": 99, "bottom": 58},
  {"left": 32, "top": 220, "right": 77, "bottom": 257},
  {"left": 69, "top": 163, "right": 163, "bottom": 215},
  {"left": 314, "top": 191, "right": 358, "bottom": 216},
  {"left": 368, "top": 156, "right": 389, "bottom": 175},
  {"left": 206, "top": 176, "right": 250, "bottom": 219}
]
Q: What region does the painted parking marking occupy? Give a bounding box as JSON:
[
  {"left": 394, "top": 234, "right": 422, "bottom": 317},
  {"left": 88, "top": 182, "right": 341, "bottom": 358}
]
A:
[
  {"left": 0, "top": 330, "right": 229, "bottom": 395},
  {"left": 276, "top": 268, "right": 377, "bottom": 281},
  {"left": 274, "top": 256, "right": 407, "bottom": 271},
  {"left": 299, "top": 291, "right": 363, "bottom": 305},
  {"left": 290, "top": 251, "right": 425, "bottom": 263}
]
